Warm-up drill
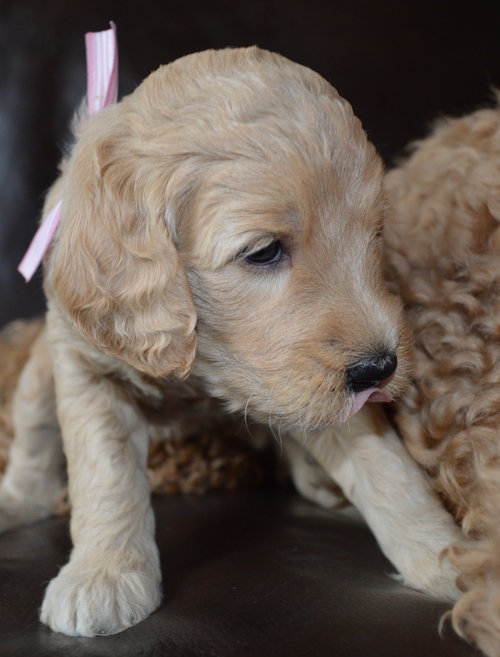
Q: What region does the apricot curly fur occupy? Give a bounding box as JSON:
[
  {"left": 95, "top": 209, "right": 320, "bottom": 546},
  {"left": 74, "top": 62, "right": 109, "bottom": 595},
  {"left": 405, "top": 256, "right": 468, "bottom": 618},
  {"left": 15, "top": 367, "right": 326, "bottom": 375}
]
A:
[{"left": 385, "top": 97, "right": 500, "bottom": 656}]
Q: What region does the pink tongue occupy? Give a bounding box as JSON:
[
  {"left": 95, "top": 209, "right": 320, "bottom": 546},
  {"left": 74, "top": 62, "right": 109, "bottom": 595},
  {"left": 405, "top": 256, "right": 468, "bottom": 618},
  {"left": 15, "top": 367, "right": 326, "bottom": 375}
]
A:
[{"left": 349, "top": 387, "right": 392, "bottom": 418}]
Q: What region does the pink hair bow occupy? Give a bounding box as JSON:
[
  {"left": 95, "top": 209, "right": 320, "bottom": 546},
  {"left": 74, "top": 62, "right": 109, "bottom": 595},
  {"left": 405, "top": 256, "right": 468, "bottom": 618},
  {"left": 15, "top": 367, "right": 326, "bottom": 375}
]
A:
[{"left": 18, "top": 22, "right": 118, "bottom": 282}]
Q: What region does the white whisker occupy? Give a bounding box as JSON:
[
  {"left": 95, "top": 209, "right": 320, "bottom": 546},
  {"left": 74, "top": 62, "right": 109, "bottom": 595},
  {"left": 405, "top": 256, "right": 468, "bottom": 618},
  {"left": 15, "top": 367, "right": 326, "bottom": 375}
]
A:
[{"left": 243, "top": 391, "right": 256, "bottom": 437}]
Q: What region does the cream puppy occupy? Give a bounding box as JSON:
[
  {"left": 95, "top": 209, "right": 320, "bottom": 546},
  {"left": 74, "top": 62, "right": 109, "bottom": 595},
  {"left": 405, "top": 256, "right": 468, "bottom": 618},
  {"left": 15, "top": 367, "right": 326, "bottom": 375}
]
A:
[{"left": 0, "top": 47, "right": 464, "bottom": 636}]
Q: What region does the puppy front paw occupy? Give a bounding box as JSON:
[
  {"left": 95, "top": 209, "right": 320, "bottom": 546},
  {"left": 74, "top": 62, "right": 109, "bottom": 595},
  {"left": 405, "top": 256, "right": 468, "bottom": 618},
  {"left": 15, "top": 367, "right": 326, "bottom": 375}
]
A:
[
  {"left": 40, "top": 560, "right": 162, "bottom": 636},
  {"left": 395, "top": 541, "right": 470, "bottom": 601}
]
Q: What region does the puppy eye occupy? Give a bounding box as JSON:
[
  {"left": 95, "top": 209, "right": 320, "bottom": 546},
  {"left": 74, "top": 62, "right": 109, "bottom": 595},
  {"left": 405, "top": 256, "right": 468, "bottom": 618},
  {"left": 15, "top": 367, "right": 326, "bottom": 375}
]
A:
[{"left": 245, "top": 240, "right": 282, "bottom": 266}]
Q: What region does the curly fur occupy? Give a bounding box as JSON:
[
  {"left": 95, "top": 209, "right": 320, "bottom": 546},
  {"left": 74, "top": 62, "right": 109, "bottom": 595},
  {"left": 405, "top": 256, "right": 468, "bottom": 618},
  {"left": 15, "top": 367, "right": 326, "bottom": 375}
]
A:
[{"left": 385, "top": 98, "right": 500, "bottom": 656}]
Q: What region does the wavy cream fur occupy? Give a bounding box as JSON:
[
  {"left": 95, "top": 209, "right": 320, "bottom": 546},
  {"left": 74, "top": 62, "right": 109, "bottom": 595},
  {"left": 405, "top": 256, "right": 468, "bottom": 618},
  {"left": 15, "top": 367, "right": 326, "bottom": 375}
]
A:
[{"left": 1, "top": 47, "right": 463, "bottom": 637}]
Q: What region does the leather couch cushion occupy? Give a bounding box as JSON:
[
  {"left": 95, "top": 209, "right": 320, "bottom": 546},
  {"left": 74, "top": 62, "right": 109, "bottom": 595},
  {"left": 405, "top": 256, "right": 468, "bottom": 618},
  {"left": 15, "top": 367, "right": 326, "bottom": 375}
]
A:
[{"left": 0, "top": 490, "right": 478, "bottom": 656}]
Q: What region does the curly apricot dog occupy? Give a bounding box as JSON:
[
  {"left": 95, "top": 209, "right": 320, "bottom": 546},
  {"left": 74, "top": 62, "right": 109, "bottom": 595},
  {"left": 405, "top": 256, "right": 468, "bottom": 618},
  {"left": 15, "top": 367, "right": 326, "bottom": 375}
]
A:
[
  {"left": 385, "top": 99, "right": 500, "bottom": 657},
  {"left": 0, "top": 47, "right": 463, "bottom": 636}
]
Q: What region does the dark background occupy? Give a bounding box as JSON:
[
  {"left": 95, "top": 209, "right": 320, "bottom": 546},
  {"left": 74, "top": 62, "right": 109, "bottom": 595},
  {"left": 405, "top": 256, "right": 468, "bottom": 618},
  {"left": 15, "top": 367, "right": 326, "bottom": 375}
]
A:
[{"left": 2, "top": 0, "right": 500, "bottom": 329}]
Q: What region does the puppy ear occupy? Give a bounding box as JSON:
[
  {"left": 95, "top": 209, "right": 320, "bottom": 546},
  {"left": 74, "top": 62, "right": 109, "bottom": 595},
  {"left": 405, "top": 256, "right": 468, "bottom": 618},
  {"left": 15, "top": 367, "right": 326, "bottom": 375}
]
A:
[{"left": 46, "top": 121, "right": 197, "bottom": 379}]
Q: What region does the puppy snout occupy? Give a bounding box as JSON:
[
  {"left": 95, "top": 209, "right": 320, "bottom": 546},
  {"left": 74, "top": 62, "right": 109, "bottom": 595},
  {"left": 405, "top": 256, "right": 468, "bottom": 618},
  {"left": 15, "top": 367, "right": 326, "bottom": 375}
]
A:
[{"left": 346, "top": 352, "right": 398, "bottom": 393}]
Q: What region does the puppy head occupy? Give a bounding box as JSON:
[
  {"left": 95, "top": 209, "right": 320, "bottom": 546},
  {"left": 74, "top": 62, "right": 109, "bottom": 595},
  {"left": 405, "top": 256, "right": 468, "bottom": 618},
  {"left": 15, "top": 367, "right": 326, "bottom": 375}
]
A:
[{"left": 46, "top": 47, "right": 410, "bottom": 423}]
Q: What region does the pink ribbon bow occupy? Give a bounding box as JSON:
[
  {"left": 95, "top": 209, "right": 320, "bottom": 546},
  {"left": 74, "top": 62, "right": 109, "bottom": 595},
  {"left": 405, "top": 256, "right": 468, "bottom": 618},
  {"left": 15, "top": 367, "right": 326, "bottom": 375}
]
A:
[{"left": 18, "top": 22, "right": 118, "bottom": 282}]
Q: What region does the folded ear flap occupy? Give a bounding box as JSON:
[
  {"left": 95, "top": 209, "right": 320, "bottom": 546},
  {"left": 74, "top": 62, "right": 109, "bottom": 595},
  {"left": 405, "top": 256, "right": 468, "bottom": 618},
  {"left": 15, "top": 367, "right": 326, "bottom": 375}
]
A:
[{"left": 46, "top": 125, "right": 197, "bottom": 379}]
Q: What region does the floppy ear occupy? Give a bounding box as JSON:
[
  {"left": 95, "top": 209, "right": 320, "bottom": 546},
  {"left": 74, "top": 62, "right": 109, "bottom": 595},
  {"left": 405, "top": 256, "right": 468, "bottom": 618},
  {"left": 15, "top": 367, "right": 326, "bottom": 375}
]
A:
[{"left": 46, "top": 120, "right": 197, "bottom": 379}]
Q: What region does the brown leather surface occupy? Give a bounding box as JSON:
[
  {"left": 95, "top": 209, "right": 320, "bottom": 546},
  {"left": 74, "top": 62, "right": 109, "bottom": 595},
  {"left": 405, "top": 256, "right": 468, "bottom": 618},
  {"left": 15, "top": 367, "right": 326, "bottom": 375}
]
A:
[{"left": 0, "top": 490, "right": 480, "bottom": 656}]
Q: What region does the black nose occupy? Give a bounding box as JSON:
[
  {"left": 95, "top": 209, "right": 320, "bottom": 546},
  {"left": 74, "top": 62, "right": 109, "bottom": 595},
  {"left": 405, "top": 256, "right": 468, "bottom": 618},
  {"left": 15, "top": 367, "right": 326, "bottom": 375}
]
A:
[{"left": 346, "top": 352, "right": 398, "bottom": 393}]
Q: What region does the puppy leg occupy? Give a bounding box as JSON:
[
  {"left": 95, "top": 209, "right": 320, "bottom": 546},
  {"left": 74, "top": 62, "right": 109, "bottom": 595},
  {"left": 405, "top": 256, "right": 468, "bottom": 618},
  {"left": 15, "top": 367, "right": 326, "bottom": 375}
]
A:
[
  {"left": 39, "top": 340, "right": 161, "bottom": 636},
  {"left": 0, "top": 331, "right": 63, "bottom": 531},
  {"left": 281, "top": 437, "right": 347, "bottom": 510},
  {"left": 300, "top": 407, "right": 467, "bottom": 600}
]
